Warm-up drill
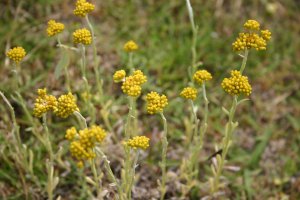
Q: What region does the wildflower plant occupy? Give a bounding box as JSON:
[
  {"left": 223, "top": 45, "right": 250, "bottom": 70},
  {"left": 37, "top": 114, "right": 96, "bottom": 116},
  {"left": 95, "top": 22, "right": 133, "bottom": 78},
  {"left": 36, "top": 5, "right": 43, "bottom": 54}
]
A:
[
  {"left": 46, "top": 20, "right": 65, "bottom": 37},
  {"left": 146, "top": 91, "right": 168, "bottom": 200}
]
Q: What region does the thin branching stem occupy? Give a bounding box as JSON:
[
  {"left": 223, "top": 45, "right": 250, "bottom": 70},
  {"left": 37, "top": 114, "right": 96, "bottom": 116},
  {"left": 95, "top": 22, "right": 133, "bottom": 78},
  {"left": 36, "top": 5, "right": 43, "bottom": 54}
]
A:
[{"left": 160, "top": 112, "right": 168, "bottom": 200}]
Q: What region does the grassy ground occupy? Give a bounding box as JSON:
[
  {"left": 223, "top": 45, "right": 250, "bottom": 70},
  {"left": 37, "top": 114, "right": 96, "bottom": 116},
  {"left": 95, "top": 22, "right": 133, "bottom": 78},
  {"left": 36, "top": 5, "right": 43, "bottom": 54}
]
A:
[{"left": 0, "top": 0, "right": 300, "bottom": 199}]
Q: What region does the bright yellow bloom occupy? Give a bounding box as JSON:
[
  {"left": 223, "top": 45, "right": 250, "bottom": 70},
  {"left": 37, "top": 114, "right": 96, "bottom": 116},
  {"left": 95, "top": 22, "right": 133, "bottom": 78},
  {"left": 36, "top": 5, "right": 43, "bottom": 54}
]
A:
[
  {"left": 233, "top": 20, "right": 271, "bottom": 51},
  {"left": 33, "top": 88, "right": 58, "bottom": 118},
  {"left": 243, "top": 20, "right": 260, "bottom": 30},
  {"left": 79, "top": 125, "right": 107, "bottom": 149},
  {"left": 70, "top": 141, "right": 96, "bottom": 161},
  {"left": 146, "top": 92, "right": 168, "bottom": 114},
  {"left": 261, "top": 30, "right": 272, "bottom": 41},
  {"left": 54, "top": 92, "right": 79, "bottom": 118},
  {"left": 73, "top": 0, "right": 95, "bottom": 17},
  {"left": 121, "top": 70, "right": 147, "bottom": 97},
  {"left": 221, "top": 70, "right": 252, "bottom": 96},
  {"left": 123, "top": 40, "right": 138, "bottom": 52},
  {"left": 6, "top": 47, "right": 26, "bottom": 64},
  {"left": 113, "top": 70, "right": 126, "bottom": 83},
  {"left": 232, "top": 33, "right": 267, "bottom": 51},
  {"left": 193, "top": 70, "right": 212, "bottom": 85},
  {"left": 65, "top": 127, "right": 77, "bottom": 141},
  {"left": 46, "top": 20, "right": 65, "bottom": 37},
  {"left": 180, "top": 87, "right": 198, "bottom": 100},
  {"left": 73, "top": 28, "right": 92, "bottom": 45},
  {"left": 124, "top": 136, "right": 150, "bottom": 150}
]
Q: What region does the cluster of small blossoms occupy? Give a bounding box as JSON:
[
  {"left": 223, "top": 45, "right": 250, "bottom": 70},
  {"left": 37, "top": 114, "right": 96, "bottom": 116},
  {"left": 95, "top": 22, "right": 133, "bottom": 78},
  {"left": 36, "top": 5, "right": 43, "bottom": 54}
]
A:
[
  {"left": 6, "top": 47, "right": 26, "bottom": 64},
  {"left": 113, "top": 70, "right": 126, "bottom": 83},
  {"left": 54, "top": 92, "right": 79, "bottom": 118},
  {"left": 193, "top": 70, "right": 213, "bottom": 85},
  {"left": 120, "top": 70, "right": 147, "bottom": 97},
  {"left": 123, "top": 40, "right": 138, "bottom": 52},
  {"left": 232, "top": 19, "right": 271, "bottom": 51},
  {"left": 221, "top": 70, "right": 252, "bottom": 96},
  {"left": 146, "top": 92, "right": 168, "bottom": 114},
  {"left": 46, "top": 20, "right": 65, "bottom": 37},
  {"left": 180, "top": 87, "right": 198, "bottom": 101},
  {"left": 73, "top": 28, "right": 92, "bottom": 45},
  {"left": 66, "top": 125, "right": 107, "bottom": 167},
  {"left": 33, "top": 88, "right": 58, "bottom": 118},
  {"left": 73, "top": 0, "right": 95, "bottom": 17},
  {"left": 124, "top": 136, "right": 150, "bottom": 150}
]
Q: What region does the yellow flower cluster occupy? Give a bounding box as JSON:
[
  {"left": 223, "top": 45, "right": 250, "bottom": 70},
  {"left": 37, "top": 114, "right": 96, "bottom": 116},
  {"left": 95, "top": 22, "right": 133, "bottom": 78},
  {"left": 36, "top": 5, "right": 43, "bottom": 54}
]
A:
[
  {"left": 73, "top": 28, "right": 92, "bottom": 45},
  {"left": 6, "top": 47, "right": 26, "bottom": 64},
  {"left": 193, "top": 70, "right": 212, "bottom": 85},
  {"left": 54, "top": 92, "right": 79, "bottom": 118},
  {"left": 33, "top": 88, "right": 58, "bottom": 118},
  {"left": 180, "top": 87, "right": 198, "bottom": 100},
  {"left": 124, "top": 136, "right": 150, "bottom": 150},
  {"left": 221, "top": 70, "right": 252, "bottom": 96},
  {"left": 243, "top": 19, "right": 260, "bottom": 30},
  {"left": 46, "top": 20, "right": 65, "bottom": 37},
  {"left": 67, "top": 125, "right": 107, "bottom": 167},
  {"left": 232, "top": 19, "right": 271, "bottom": 51},
  {"left": 73, "top": 0, "right": 95, "bottom": 17},
  {"left": 146, "top": 92, "right": 168, "bottom": 114},
  {"left": 123, "top": 40, "right": 138, "bottom": 52},
  {"left": 65, "top": 127, "right": 77, "bottom": 141},
  {"left": 113, "top": 70, "right": 126, "bottom": 83},
  {"left": 121, "top": 70, "right": 147, "bottom": 97}
]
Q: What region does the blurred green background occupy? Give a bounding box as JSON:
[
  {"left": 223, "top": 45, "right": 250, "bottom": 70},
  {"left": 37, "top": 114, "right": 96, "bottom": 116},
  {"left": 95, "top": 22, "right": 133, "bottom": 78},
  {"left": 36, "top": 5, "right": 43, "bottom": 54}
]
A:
[{"left": 0, "top": 0, "right": 300, "bottom": 199}]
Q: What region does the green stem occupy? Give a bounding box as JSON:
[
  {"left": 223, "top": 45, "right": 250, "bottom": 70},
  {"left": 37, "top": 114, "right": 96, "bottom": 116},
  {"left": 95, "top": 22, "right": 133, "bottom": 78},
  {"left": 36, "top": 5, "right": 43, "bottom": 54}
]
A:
[
  {"left": 239, "top": 49, "right": 249, "bottom": 74},
  {"left": 128, "top": 150, "right": 140, "bottom": 200},
  {"left": 128, "top": 52, "right": 133, "bottom": 73},
  {"left": 74, "top": 111, "right": 88, "bottom": 129},
  {"left": 124, "top": 97, "right": 135, "bottom": 139},
  {"left": 160, "top": 112, "right": 168, "bottom": 200},
  {"left": 211, "top": 96, "right": 238, "bottom": 193},
  {"left": 90, "top": 158, "right": 102, "bottom": 199}
]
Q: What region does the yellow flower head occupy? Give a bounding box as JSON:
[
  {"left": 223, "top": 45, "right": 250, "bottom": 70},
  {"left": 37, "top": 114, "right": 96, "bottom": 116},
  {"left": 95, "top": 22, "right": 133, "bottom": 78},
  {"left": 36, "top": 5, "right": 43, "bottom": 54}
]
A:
[
  {"left": 73, "top": 28, "right": 92, "bottom": 45},
  {"left": 123, "top": 40, "right": 138, "bottom": 52},
  {"left": 54, "top": 92, "right": 79, "bottom": 118},
  {"left": 193, "top": 70, "right": 212, "bottom": 85},
  {"left": 78, "top": 125, "right": 107, "bottom": 149},
  {"left": 243, "top": 20, "right": 260, "bottom": 30},
  {"left": 73, "top": 0, "right": 95, "bottom": 17},
  {"left": 33, "top": 88, "right": 58, "bottom": 118},
  {"left": 221, "top": 70, "right": 252, "bottom": 96},
  {"left": 70, "top": 141, "right": 96, "bottom": 161},
  {"left": 124, "top": 136, "right": 150, "bottom": 150},
  {"left": 233, "top": 20, "right": 271, "bottom": 51},
  {"left": 65, "top": 127, "right": 78, "bottom": 141},
  {"left": 6, "top": 47, "right": 26, "bottom": 64},
  {"left": 46, "top": 20, "right": 65, "bottom": 37},
  {"left": 146, "top": 91, "right": 168, "bottom": 114},
  {"left": 113, "top": 70, "right": 126, "bottom": 83},
  {"left": 180, "top": 87, "right": 198, "bottom": 101},
  {"left": 121, "top": 70, "right": 147, "bottom": 97},
  {"left": 261, "top": 29, "right": 272, "bottom": 41}
]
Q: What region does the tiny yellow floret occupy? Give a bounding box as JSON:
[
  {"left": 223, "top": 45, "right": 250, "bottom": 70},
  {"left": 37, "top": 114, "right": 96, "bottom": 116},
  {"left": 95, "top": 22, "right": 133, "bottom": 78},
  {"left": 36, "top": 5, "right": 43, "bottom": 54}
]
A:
[
  {"left": 193, "top": 70, "right": 212, "bottom": 85},
  {"left": 113, "top": 70, "right": 126, "bottom": 83},
  {"left": 6, "top": 47, "right": 26, "bottom": 64},
  {"left": 46, "top": 20, "right": 65, "bottom": 37},
  {"left": 146, "top": 92, "right": 168, "bottom": 114},
  {"left": 33, "top": 88, "right": 58, "bottom": 118},
  {"left": 54, "top": 92, "right": 79, "bottom": 118},
  {"left": 221, "top": 70, "right": 252, "bottom": 96},
  {"left": 180, "top": 87, "right": 198, "bottom": 100},
  {"left": 65, "top": 127, "right": 78, "bottom": 141},
  {"left": 73, "top": 0, "right": 95, "bottom": 17},
  {"left": 73, "top": 28, "right": 92, "bottom": 45},
  {"left": 243, "top": 20, "right": 260, "bottom": 30},
  {"left": 123, "top": 40, "right": 138, "bottom": 52},
  {"left": 124, "top": 136, "right": 150, "bottom": 150}
]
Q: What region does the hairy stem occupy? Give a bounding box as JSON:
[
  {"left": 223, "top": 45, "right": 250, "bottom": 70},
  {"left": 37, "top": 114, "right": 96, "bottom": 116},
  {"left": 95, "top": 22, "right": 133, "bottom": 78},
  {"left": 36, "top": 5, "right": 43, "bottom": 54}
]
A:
[{"left": 160, "top": 112, "right": 168, "bottom": 200}]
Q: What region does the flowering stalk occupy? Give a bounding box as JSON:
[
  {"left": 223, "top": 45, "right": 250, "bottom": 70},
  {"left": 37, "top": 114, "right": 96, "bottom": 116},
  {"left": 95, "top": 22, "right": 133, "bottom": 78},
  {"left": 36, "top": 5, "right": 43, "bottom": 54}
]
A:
[
  {"left": 159, "top": 112, "right": 168, "bottom": 200},
  {"left": 124, "top": 97, "right": 136, "bottom": 139},
  {"left": 239, "top": 49, "right": 249, "bottom": 74}
]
